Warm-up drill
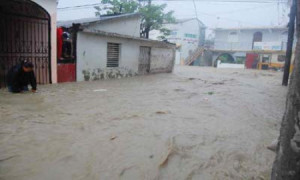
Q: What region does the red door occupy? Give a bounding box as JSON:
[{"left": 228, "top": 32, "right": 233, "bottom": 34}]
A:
[
  {"left": 246, "top": 53, "right": 259, "bottom": 69},
  {"left": 57, "top": 63, "right": 76, "bottom": 83}
]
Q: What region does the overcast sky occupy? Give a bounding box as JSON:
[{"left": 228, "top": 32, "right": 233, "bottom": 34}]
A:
[{"left": 57, "top": 0, "right": 290, "bottom": 34}]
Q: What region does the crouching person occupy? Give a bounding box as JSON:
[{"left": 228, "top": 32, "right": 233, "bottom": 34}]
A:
[{"left": 7, "top": 61, "right": 37, "bottom": 93}]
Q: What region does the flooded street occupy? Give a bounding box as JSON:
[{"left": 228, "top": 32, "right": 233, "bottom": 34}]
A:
[{"left": 0, "top": 66, "right": 287, "bottom": 180}]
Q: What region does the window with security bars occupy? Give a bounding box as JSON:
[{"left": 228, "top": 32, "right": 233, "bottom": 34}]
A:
[{"left": 107, "top": 43, "right": 120, "bottom": 67}]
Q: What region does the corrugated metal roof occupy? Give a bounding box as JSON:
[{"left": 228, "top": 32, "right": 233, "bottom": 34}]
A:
[{"left": 57, "top": 13, "right": 140, "bottom": 28}]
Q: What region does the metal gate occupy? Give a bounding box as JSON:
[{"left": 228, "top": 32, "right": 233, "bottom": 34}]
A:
[
  {"left": 0, "top": 0, "right": 51, "bottom": 88},
  {"left": 138, "top": 47, "right": 151, "bottom": 74}
]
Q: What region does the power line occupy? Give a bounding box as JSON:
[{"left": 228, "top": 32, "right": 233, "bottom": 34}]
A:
[
  {"left": 214, "top": 4, "right": 275, "bottom": 14},
  {"left": 192, "top": 0, "right": 198, "bottom": 19},
  {"left": 57, "top": 0, "right": 288, "bottom": 26},
  {"left": 188, "top": 10, "right": 261, "bottom": 25},
  {"left": 58, "top": 0, "right": 288, "bottom": 10},
  {"left": 188, "top": 0, "right": 261, "bottom": 27},
  {"left": 152, "top": 0, "right": 287, "bottom": 2},
  {"left": 174, "top": 3, "right": 277, "bottom": 17},
  {"left": 58, "top": 3, "right": 102, "bottom": 10}
]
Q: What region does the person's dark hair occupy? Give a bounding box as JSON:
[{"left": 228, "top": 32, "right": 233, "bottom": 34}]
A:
[
  {"left": 63, "top": 32, "right": 70, "bottom": 39},
  {"left": 22, "top": 60, "right": 34, "bottom": 68}
]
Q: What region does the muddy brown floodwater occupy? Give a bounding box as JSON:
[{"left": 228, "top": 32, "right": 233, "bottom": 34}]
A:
[{"left": 0, "top": 66, "right": 287, "bottom": 180}]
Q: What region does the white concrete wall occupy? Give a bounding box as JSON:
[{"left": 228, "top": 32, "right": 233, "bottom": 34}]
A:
[
  {"left": 150, "top": 19, "right": 206, "bottom": 61},
  {"left": 150, "top": 48, "right": 175, "bottom": 73},
  {"left": 77, "top": 32, "right": 175, "bottom": 81},
  {"left": 217, "top": 60, "right": 245, "bottom": 69},
  {"left": 175, "top": 51, "right": 181, "bottom": 65},
  {"left": 173, "top": 19, "right": 201, "bottom": 61},
  {"left": 214, "top": 28, "right": 288, "bottom": 51},
  {"left": 87, "top": 16, "right": 141, "bottom": 37},
  {"left": 266, "top": 53, "right": 285, "bottom": 65},
  {"left": 32, "top": 0, "right": 57, "bottom": 83},
  {"left": 271, "top": 54, "right": 278, "bottom": 63},
  {"left": 77, "top": 32, "right": 140, "bottom": 81}
]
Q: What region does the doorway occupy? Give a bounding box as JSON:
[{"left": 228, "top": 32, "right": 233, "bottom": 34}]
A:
[
  {"left": 0, "top": 0, "right": 51, "bottom": 88},
  {"left": 138, "top": 47, "right": 151, "bottom": 75},
  {"left": 245, "top": 53, "right": 259, "bottom": 69}
]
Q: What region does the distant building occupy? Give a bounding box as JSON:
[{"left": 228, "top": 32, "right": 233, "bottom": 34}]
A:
[
  {"left": 0, "top": 0, "right": 57, "bottom": 88},
  {"left": 57, "top": 13, "right": 176, "bottom": 82},
  {"left": 150, "top": 18, "right": 206, "bottom": 64},
  {"left": 213, "top": 26, "right": 289, "bottom": 69}
]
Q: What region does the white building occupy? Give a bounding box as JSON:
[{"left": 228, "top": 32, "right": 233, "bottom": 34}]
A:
[
  {"left": 0, "top": 0, "right": 57, "bottom": 88},
  {"left": 214, "top": 27, "right": 288, "bottom": 51},
  {"left": 58, "top": 13, "right": 176, "bottom": 82},
  {"left": 150, "top": 18, "right": 206, "bottom": 64},
  {"left": 213, "top": 26, "right": 289, "bottom": 69}
]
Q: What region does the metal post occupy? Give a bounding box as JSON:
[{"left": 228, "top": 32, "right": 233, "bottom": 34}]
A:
[{"left": 282, "top": 0, "right": 297, "bottom": 86}]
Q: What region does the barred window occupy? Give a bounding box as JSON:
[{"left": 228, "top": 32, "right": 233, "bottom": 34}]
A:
[{"left": 107, "top": 43, "right": 120, "bottom": 67}]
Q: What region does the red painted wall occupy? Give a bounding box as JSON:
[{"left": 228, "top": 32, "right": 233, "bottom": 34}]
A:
[{"left": 57, "top": 63, "right": 76, "bottom": 83}]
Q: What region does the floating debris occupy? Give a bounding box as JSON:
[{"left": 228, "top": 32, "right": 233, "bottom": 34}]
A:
[
  {"left": 156, "top": 111, "right": 169, "bottom": 115},
  {"left": 93, "top": 89, "right": 107, "bottom": 92},
  {"left": 110, "top": 135, "right": 117, "bottom": 140},
  {"left": 207, "top": 92, "right": 215, "bottom": 95}
]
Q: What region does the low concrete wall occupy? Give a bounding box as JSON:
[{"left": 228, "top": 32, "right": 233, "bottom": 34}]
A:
[
  {"left": 150, "top": 48, "right": 175, "bottom": 73},
  {"left": 217, "top": 60, "right": 245, "bottom": 69},
  {"left": 87, "top": 15, "right": 141, "bottom": 38}
]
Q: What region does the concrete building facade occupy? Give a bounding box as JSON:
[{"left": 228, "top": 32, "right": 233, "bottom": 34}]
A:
[
  {"left": 213, "top": 27, "right": 289, "bottom": 69},
  {"left": 150, "top": 18, "right": 206, "bottom": 64},
  {"left": 214, "top": 27, "right": 288, "bottom": 51},
  {"left": 77, "top": 30, "right": 175, "bottom": 81},
  {"left": 58, "top": 13, "right": 141, "bottom": 38},
  {"left": 58, "top": 14, "right": 176, "bottom": 82}
]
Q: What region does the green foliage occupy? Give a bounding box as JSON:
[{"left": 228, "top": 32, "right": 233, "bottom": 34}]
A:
[
  {"left": 236, "top": 56, "right": 246, "bottom": 64},
  {"left": 98, "top": 0, "right": 139, "bottom": 15},
  {"left": 139, "top": 3, "right": 175, "bottom": 38},
  {"left": 95, "top": 0, "right": 175, "bottom": 39},
  {"left": 157, "top": 28, "right": 171, "bottom": 40},
  {"left": 94, "top": 6, "right": 102, "bottom": 16},
  {"left": 207, "top": 91, "right": 214, "bottom": 95},
  {"left": 217, "top": 54, "right": 235, "bottom": 64}
]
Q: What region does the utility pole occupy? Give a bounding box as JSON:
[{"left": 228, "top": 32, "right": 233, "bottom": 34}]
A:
[{"left": 282, "top": 0, "right": 297, "bottom": 86}]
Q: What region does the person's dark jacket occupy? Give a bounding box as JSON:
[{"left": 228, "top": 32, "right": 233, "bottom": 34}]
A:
[{"left": 6, "top": 64, "right": 37, "bottom": 93}]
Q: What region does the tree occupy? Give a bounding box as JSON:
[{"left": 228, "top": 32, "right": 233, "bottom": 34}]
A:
[
  {"left": 139, "top": 2, "right": 175, "bottom": 38},
  {"left": 95, "top": 0, "right": 139, "bottom": 16},
  {"left": 95, "top": 0, "right": 175, "bottom": 39},
  {"left": 156, "top": 27, "right": 171, "bottom": 40},
  {"left": 271, "top": 0, "right": 300, "bottom": 179},
  {"left": 282, "top": 0, "right": 296, "bottom": 86}
]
